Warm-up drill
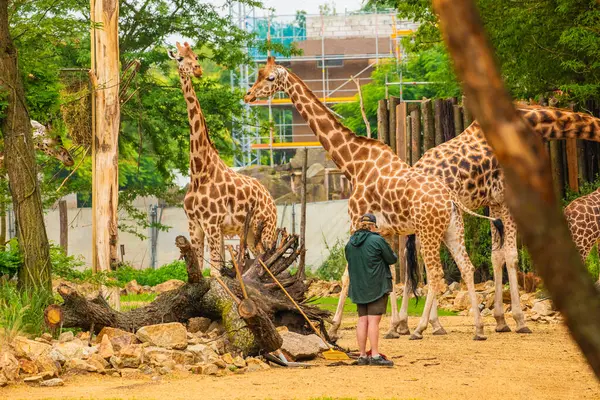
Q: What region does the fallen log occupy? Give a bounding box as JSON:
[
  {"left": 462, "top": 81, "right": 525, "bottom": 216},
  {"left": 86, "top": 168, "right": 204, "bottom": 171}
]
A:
[{"left": 51, "top": 230, "right": 329, "bottom": 356}]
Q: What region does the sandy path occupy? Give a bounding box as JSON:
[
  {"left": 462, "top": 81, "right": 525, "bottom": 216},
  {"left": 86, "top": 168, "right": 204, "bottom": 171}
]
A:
[{"left": 4, "top": 316, "right": 599, "bottom": 400}]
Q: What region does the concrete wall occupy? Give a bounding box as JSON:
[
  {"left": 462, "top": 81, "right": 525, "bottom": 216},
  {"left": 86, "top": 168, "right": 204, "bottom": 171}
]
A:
[
  {"left": 306, "top": 14, "right": 419, "bottom": 39},
  {"left": 42, "top": 198, "right": 351, "bottom": 271}
]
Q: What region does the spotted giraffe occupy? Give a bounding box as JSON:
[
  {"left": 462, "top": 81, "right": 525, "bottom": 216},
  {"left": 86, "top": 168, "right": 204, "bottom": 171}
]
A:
[
  {"left": 410, "top": 106, "right": 600, "bottom": 336},
  {"left": 245, "top": 57, "right": 504, "bottom": 340},
  {"left": 0, "top": 120, "right": 74, "bottom": 169},
  {"left": 564, "top": 188, "right": 600, "bottom": 285},
  {"left": 168, "top": 42, "right": 277, "bottom": 275}
]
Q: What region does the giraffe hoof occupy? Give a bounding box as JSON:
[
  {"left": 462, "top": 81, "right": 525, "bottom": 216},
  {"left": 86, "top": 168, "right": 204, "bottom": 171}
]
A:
[
  {"left": 495, "top": 325, "right": 512, "bottom": 333},
  {"left": 409, "top": 333, "right": 423, "bottom": 340},
  {"left": 473, "top": 335, "right": 487, "bottom": 341},
  {"left": 516, "top": 326, "right": 533, "bottom": 334},
  {"left": 396, "top": 328, "right": 411, "bottom": 336},
  {"left": 432, "top": 327, "right": 447, "bottom": 336},
  {"left": 384, "top": 331, "right": 401, "bottom": 339},
  {"left": 327, "top": 329, "right": 340, "bottom": 342}
]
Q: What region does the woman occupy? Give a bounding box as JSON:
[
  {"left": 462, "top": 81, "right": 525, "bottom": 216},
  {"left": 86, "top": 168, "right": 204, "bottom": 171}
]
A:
[{"left": 345, "top": 213, "right": 397, "bottom": 367}]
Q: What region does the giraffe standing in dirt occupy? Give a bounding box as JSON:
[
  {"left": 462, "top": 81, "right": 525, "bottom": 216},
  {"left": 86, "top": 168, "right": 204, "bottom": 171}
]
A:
[
  {"left": 564, "top": 188, "right": 600, "bottom": 285},
  {"left": 244, "top": 57, "right": 504, "bottom": 340},
  {"left": 168, "top": 42, "right": 277, "bottom": 275},
  {"left": 410, "top": 106, "right": 600, "bottom": 335}
]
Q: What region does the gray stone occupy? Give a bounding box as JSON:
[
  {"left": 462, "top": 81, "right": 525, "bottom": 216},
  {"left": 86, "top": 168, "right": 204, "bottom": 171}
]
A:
[
  {"left": 280, "top": 332, "right": 327, "bottom": 361},
  {"left": 40, "top": 378, "right": 64, "bottom": 387},
  {"left": 58, "top": 331, "right": 74, "bottom": 343},
  {"left": 532, "top": 299, "right": 555, "bottom": 316},
  {"left": 136, "top": 322, "right": 187, "bottom": 350},
  {"left": 12, "top": 336, "right": 51, "bottom": 360},
  {"left": 187, "top": 317, "right": 212, "bottom": 334}
]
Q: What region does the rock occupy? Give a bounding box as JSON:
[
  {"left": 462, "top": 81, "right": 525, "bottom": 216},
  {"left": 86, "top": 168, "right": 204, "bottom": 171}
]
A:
[
  {"left": 448, "top": 281, "right": 461, "bottom": 292},
  {"left": 96, "top": 327, "right": 140, "bottom": 352},
  {"left": 12, "top": 336, "right": 51, "bottom": 360},
  {"left": 153, "top": 279, "right": 185, "bottom": 293},
  {"left": 280, "top": 332, "right": 327, "bottom": 361},
  {"left": 233, "top": 355, "right": 246, "bottom": 368},
  {"left": 58, "top": 331, "right": 75, "bottom": 343},
  {"left": 481, "top": 308, "right": 492, "bottom": 317},
  {"left": 40, "top": 378, "right": 64, "bottom": 387},
  {"left": 484, "top": 280, "right": 494, "bottom": 290},
  {"left": 207, "top": 321, "right": 224, "bottom": 335},
  {"left": 23, "top": 375, "right": 44, "bottom": 384},
  {"left": 19, "top": 359, "right": 39, "bottom": 375},
  {"left": 118, "top": 345, "right": 143, "bottom": 368},
  {"left": 0, "top": 351, "right": 20, "bottom": 381},
  {"left": 520, "top": 293, "right": 534, "bottom": 308},
  {"left": 191, "top": 364, "right": 218, "bottom": 375},
  {"left": 502, "top": 288, "right": 512, "bottom": 303},
  {"left": 50, "top": 339, "right": 89, "bottom": 362},
  {"left": 64, "top": 358, "right": 97, "bottom": 373},
  {"left": 77, "top": 331, "right": 91, "bottom": 342},
  {"left": 125, "top": 280, "right": 143, "bottom": 295},
  {"left": 87, "top": 354, "right": 109, "bottom": 373},
  {"left": 187, "top": 344, "right": 219, "bottom": 364},
  {"left": 109, "top": 356, "right": 122, "bottom": 370},
  {"left": 532, "top": 299, "right": 555, "bottom": 316},
  {"left": 187, "top": 317, "right": 212, "bottom": 334},
  {"left": 0, "top": 374, "right": 7, "bottom": 387},
  {"left": 35, "top": 355, "right": 60, "bottom": 378},
  {"left": 40, "top": 333, "right": 53, "bottom": 342},
  {"left": 119, "top": 368, "right": 140, "bottom": 378},
  {"left": 245, "top": 357, "right": 270, "bottom": 372},
  {"left": 136, "top": 322, "right": 187, "bottom": 350},
  {"left": 213, "top": 359, "right": 227, "bottom": 369},
  {"left": 485, "top": 291, "right": 496, "bottom": 310},
  {"left": 221, "top": 353, "right": 234, "bottom": 365},
  {"left": 97, "top": 334, "right": 114, "bottom": 359},
  {"left": 453, "top": 291, "right": 483, "bottom": 311}
]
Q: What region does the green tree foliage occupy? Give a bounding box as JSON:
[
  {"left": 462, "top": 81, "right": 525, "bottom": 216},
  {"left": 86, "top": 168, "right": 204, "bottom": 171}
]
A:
[{"left": 369, "top": 0, "right": 600, "bottom": 102}]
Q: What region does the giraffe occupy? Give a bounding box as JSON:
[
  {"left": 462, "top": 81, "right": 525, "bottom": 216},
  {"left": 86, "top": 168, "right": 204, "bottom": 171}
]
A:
[
  {"left": 0, "top": 120, "right": 74, "bottom": 169},
  {"left": 407, "top": 105, "right": 600, "bottom": 336},
  {"left": 167, "top": 42, "right": 277, "bottom": 275},
  {"left": 244, "top": 57, "right": 505, "bottom": 340},
  {"left": 564, "top": 187, "right": 600, "bottom": 285}
]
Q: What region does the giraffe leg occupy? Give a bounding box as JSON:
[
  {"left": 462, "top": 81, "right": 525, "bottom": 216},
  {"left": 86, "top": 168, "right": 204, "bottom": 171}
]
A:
[
  {"left": 429, "top": 298, "right": 447, "bottom": 335},
  {"left": 384, "top": 265, "right": 401, "bottom": 339},
  {"left": 409, "top": 235, "right": 444, "bottom": 340},
  {"left": 489, "top": 205, "right": 511, "bottom": 332},
  {"left": 204, "top": 225, "right": 225, "bottom": 276},
  {"left": 187, "top": 219, "right": 205, "bottom": 271},
  {"left": 397, "top": 263, "right": 411, "bottom": 335},
  {"left": 444, "top": 211, "right": 486, "bottom": 340},
  {"left": 328, "top": 266, "right": 349, "bottom": 341},
  {"left": 502, "top": 210, "right": 531, "bottom": 334}
]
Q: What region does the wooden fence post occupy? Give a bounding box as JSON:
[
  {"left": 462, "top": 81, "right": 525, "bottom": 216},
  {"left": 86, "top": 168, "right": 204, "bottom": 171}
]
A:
[
  {"left": 396, "top": 103, "right": 408, "bottom": 284},
  {"left": 433, "top": 99, "right": 444, "bottom": 146},
  {"left": 442, "top": 99, "right": 456, "bottom": 142},
  {"left": 462, "top": 95, "right": 474, "bottom": 127},
  {"left": 377, "top": 99, "right": 389, "bottom": 144},
  {"left": 388, "top": 97, "right": 399, "bottom": 152},
  {"left": 406, "top": 115, "right": 412, "bottom": 164},
  {"left": 410, "top": 105, "right": 421, "bottom": 165},
  {"left": 422, "top": 99, "right": 435, "bottom": 151},
  {"left": 566, "top": 139, "right": 579, "bottom": 193},
  {"left": 453, "top": 105, "right": 464, "bottom": 136},
  {"left": 59, "top": 200, "right": 68, "bottom": 255}
]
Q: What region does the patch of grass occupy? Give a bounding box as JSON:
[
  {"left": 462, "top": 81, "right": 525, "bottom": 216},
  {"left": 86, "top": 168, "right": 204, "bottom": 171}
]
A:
[
  {"left": 120, "top": 293, "right": 157, "bottom": 303},
  {"left": 312, "top": 296, "right": 456, "bottom": 317},
  {"left": 0, "top": 282, "right": 53, "bottom": 341}
]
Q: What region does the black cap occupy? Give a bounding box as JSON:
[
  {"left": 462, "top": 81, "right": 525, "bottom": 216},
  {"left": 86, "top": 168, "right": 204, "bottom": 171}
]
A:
[{"left": 360, "top": 213, "right": 377, "bottom": 225}]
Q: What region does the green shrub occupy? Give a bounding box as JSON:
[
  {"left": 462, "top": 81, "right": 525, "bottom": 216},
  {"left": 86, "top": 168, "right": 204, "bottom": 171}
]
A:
[
  {"left": 316, "top": 237, "right": 347, "bottom": 281},
  {"left": 0, "top": 281, "right": 53, "bottom": 340},
  {"left": 114, "top": 260, "right": 209, "bottom": 287},
  {"left": 0, "top": 239, "right": 22, "bottom": 279}
]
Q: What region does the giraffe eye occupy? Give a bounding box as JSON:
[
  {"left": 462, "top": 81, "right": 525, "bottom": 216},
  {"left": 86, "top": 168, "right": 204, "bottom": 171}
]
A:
[
  {"left": 267, "top": 75, "right": 275, "bottom": 82},
  {"left": 177, "top": 56, "right": 183, "bottom": 62}
]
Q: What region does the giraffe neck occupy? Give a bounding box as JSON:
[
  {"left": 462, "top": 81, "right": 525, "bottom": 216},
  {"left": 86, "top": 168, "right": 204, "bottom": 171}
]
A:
[
  {"left": 519, "top": 107, "right": 600, "bottom": 142},
  {"left": 179, "top": 73, "right": 221, "bottom": 179},
  {"left": 282, "top": 70, "right": 409, "bottom": 178}
]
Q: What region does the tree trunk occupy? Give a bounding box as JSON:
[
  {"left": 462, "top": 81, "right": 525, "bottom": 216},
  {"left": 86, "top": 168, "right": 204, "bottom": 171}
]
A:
[
  {"left": 388, "top": 96, "right": 399, "bottom": 152},
  {"left": 434, "top": 0, "right": 600, "bottom": 378},
  {"left": 59, "top": 200, "right": 68, "bottom": 254},
  {"left": 422, "top": 99, "right": 435, "bottom": 151},
  {"left": 377, "top": 99, "right": 389, "bottom": 144},
  {"left": 90, "top": 0, "right": 120, "bottom": 273},
  {"left": 0, "top": 1, "right": 51, "bottom": 292}
]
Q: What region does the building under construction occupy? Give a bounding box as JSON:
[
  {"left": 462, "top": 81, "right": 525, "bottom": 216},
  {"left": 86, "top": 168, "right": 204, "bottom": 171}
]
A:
[{"left": 229, "top": 6, "right": 418, "bottom": 167}]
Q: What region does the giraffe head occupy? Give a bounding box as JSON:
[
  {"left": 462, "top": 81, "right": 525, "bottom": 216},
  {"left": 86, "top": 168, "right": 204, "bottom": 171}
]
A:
[
  {"left": 31, "top": 121, "right": 74, "bottom": 167},
  {"left": 244, "top": 57, "right": 287, "bottom": 103},
  {"left": 167, "top": 42, "right": 203, "bottom": 78}
]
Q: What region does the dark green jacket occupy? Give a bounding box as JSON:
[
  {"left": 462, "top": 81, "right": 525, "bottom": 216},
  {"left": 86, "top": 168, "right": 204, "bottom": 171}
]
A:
[{"left": 345, "top": 230, "right": 397, "bottom": 304}]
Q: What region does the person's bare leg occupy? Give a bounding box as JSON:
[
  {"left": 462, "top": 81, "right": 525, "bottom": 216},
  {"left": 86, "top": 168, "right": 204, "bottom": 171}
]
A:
[
  {"left": 367, "top": 315, "right": 382, "bottom": 356},
  {"left": 356, "top": 315, "right": 368, "bottom": 357}
]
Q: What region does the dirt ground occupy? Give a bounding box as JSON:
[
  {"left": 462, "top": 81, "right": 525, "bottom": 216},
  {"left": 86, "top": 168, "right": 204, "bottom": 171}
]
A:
[{"left": 4, "top": 315, "right": 599, "bottom": 400}]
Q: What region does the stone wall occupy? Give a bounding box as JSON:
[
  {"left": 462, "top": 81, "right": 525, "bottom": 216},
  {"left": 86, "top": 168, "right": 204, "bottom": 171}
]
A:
[{"left": 306, "top": 14, "right": 419, "bottom": 39}]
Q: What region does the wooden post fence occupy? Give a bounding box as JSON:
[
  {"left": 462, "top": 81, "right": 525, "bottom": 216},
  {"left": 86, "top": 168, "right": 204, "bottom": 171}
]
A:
[{"left": 59, "top": 200, "right": 68, "bottom": 255}]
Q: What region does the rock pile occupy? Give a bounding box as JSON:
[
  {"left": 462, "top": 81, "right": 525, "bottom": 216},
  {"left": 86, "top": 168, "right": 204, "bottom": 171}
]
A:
[
  {"left": 305, "top": 280, "right": 342, "bottom": 299},
  {"left": 0, "top": 318, "right": 272, "bottom": 388},
  {"left": 437, "top": 280, "right": 561, "bottom": 323}
]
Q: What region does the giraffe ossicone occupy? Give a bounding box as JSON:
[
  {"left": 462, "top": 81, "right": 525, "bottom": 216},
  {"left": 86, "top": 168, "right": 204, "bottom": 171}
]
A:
[
  {"left": 245, "top": 57, "right": 503, "bottom": 341},
  {"left": 169, "top": 42, "right": 277, "bottom": 276}
]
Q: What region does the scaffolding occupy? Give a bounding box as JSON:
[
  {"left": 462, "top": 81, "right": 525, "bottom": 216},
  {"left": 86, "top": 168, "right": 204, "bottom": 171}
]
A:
[{"left": 229, "top": 6, "right": 417, "bottom": 167}]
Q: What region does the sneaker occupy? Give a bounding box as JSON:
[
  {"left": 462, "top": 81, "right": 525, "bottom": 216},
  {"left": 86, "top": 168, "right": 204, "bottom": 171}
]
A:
[
  {"left": 369, "top": 355, "right": 394, "bottom": 367},
  {"left": 353, "top": 356, "right": 370, "bottom": 366}
]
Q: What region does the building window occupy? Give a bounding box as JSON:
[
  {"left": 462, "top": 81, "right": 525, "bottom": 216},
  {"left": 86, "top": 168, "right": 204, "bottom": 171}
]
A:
[{"left": 317, "top": 58, "right": 344, "bottom": 68}]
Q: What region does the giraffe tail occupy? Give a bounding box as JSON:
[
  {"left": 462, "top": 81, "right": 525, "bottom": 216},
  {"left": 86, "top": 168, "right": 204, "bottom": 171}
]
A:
[
  {"left": 451, "top": 199, "right": 505, "bottom": 249},
  {"left": 405, "top": 234, "right": 420, "bottom": 303}
]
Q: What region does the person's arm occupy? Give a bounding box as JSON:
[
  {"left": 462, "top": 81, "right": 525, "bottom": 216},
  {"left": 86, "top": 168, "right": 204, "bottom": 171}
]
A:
[{"left": 378, "top": 237, "right": 398, "bottom": 265}]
